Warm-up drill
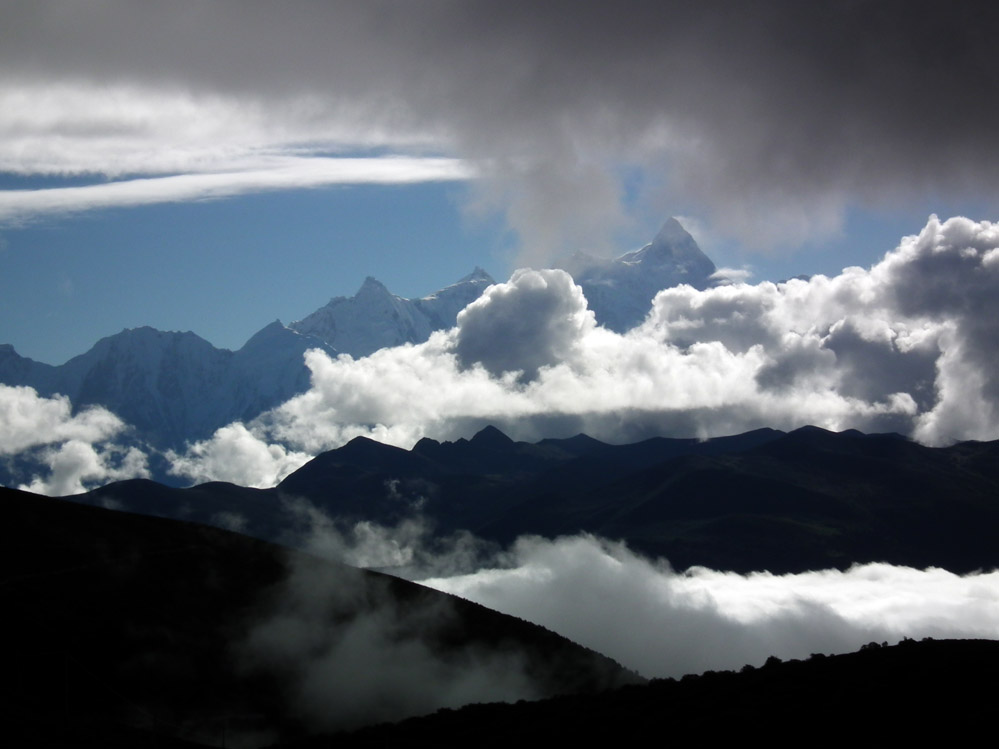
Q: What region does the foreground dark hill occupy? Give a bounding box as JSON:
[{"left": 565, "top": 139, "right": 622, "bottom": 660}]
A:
[
  {"left": 79, "top": 426, "right": 999, "bottom": 574},
  {"left": 0, "top": 486, "right": 637, "bottom": 748},
  {"left": 299, "top": 638, "right": 999, "bottom": 747}
]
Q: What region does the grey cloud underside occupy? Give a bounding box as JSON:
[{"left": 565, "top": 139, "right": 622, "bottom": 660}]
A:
[{"left": 5, "top": 1, "right": 999, "bottom": 251}]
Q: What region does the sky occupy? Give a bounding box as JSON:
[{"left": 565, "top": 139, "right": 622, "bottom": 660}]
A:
[{"left": 2, "top": 1, "right": 998, "bottom": 365}]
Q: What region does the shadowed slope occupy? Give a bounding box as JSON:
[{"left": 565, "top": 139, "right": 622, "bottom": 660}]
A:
[
  {"left": 0, "top": 486, "right": 638, "bottom": 747},
  {"left": 300, "top": 638, "right": 999, "bottom": 747}
]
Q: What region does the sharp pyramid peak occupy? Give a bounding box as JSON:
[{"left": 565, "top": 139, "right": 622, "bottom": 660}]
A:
[
  {"left": 356, "top": 276, "right": 392, "bottom": 297},
  {"left": 469, "top": 424, "right": 515, "bottom": 448},
  {"left": 458, "top": 267, "right": 495, "bottom": 284},
  {"left": 653, "top": 217, "right": 695, "bottom": 245}
]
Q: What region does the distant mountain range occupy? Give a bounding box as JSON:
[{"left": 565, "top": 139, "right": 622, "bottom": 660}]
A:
[{"left": 0, "top": 219, "right": 717, "bottom": 451}]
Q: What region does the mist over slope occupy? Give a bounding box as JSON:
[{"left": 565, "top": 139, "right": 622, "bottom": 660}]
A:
[{"left": 0, "top": 484, "right": 636, "bottom": 746}]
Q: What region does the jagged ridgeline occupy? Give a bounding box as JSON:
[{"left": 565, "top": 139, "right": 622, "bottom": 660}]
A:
[{"left": 76, "top": 424, "right": 999, "bottom": 575}]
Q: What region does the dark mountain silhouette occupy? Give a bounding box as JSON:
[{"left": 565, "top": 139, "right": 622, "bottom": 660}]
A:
[
  {"left": 300, "top": 638, "right": 999, "bottom": 747},
  {"left": 76, "top": 425, "right": 999, "bottom": 575},
  {"left": 0, "top": 485, "right": 638, "bottom": 747}
]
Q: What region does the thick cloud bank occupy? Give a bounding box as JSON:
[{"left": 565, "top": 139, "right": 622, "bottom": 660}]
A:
[
  {"left": 170, "top": 216, "right": 999, "bottom": 486},
  {"left": 0, "top": 384, "right": 148, "bottom": 494},
  {"left": 417, "top": 534, "right": 999, "bottom": 679}
]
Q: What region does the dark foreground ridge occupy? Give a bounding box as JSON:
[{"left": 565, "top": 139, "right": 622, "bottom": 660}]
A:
[
  {"left": 289, "top": 638, "right": 999, "bottom": 748},
  {"left": 0, "top": 486, "right": 637, "bottom": 747},
  {"left": 79, "top": 424, "right": 999, "bottom": 574}
]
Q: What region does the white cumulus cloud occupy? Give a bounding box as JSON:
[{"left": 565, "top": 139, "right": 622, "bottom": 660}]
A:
[
  {"left": 0, "top": 384, "right": 149, "bottom": 494},
  {"left": 166, "top": 423, "right": 309, "bottom": 489},
  {"left": 168, "top": 215, "right": 999, "bottom": 488}
]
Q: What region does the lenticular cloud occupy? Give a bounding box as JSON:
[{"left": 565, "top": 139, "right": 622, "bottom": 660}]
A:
[{"left": 172, "top": 215, "right": 999, "bottom": 486}]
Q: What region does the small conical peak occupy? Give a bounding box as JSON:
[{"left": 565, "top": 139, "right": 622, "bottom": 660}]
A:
[
  {"left": 356, "top": 276, "right": 391, "bottom": 298},
  {"left": 239, "top": 320, "right": 290, "bottom": 349},
  {"left": 622, "top": 217, "right": 715, "bottom": 276},
  {"left": 469, "top": 424, "right": 515, "bottom": 448},
  {"left": 459, "top": 267, "right": 495, "bottom": 285},
  {"left": 654, "top": 217, "right": 692, "bottom": 244}
]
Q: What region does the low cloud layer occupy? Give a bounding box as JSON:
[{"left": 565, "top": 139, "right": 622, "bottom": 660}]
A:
[
  {"left": 417, "top": 533, "right": 999, "bottom": 679},
  {"left": 0, "top": 384, "right": 148, "bottom": 494},
  {"left": 168, "top": 215, "right": 999, "bottom": 489},
  {"left": 4, "top": 2, "right": 999, "bottom": 256},
  {"left": 166, "top": 423, "right": 309, "bottom": 489},
  {"left": 268, "top": 503, "right": 999, "bottom": 682}
]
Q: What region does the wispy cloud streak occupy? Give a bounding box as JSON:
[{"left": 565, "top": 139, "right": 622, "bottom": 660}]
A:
[{"left": 0, "top": 156, "right": 472, "bottom": 226}]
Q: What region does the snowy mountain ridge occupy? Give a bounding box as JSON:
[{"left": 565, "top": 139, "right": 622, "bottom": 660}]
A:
[
  {"left": 289, "top": 267, "right": 496, "bottom": 356},
  {"left": 566, "top": 218, "right": 717, "bottom": 332},
  {"left": 0, "top": 219, "right": 714, "bottom": 453}
]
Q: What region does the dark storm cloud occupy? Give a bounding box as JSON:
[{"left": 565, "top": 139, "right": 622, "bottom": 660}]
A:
[{"left": 4, "top": 1, "right": 998, "bottom": 255}]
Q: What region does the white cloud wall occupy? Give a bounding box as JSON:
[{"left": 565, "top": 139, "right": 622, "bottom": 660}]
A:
[{"left": 169, "top": 215, "right": 999, "bottom": 487}]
